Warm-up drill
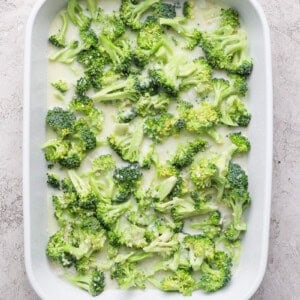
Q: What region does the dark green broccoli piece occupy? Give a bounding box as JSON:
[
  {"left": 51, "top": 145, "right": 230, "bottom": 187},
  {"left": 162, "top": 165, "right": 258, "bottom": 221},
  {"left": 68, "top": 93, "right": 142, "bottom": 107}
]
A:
[
  {"left": 120, "top": 0, "right": 160, "bottom": 30},
  {"left": 47, "top": 173, "right": 60, "bottom": 189},
  {"left": 51, "top": 80, "right": 68, "bottom": 93},
  {"left": 108, "top": 120, "right": 144, "bottom": 163},
  {"left": 229, "top": 132, "right": 251, "bottom": 154},
  {"left": 196, "top": 251, "right": 232, "bottom": 292},
  {"left": 49, "top": 40, "right": 82, "bottom": 64},
  {"left": 149, "top": 269, "right": 195, "bottom": 296},
  {"left": 227, "top": 162, "right": 248, "bottom": 189},
  {"left": 73, "top": 120, "right": 97, "bottom": 151},
  {"left": 136, "top": 93, "right": 170, "bottom": 117},
  {"left": 68, "top": 170, "right": 98, "bottom": 209},
  {"left": 49, "top": 11, "right": 69, "bottom": 48},
  {"left": 67, "top": 0, "right": 91, "bottom": 30},
  {"left": 159, "top": 17, "right": 201, "bottom": 49},
  {"left": 46, "top": 107, "right": 76, "bottom": 137},
  {"left": 65, "top": 269, "right": 105, "bottom": 296},
  {"left": 117, "top": 105, "right": 138, "bottom": 123},
  {"left": 183, "top": 1, "right": 195, "bottom": 19},
  {"left": 59, "top": 151, "right": 82, "bottom": 169},
  {"left": 74, "top": 78, "right": 92, "bottom": 96},
  {"left": 144, "top": 113, "right": 180, "bottom": 143},
  {"left": 154, "top": 2, "right": 176, "bottom": 19},
  {"left": 111, "top": 262, "right": 146, "bottom": 289},
  {"left": 183, "top": 235, "right": 215, "bottom": 271},
  {"left": 171, "top": 138, "right": 207, "bottom": 169}
]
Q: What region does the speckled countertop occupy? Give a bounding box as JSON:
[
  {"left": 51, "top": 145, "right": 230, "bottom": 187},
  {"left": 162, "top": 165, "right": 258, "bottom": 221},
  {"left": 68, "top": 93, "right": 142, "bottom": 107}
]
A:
[{"left": 0, "top": 0, "right": 299, "bottom": 299}]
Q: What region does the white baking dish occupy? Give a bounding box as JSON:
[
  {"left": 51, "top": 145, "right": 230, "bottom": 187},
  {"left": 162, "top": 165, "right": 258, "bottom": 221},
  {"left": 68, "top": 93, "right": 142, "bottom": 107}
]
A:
[{"left": 23, "top": 0, "right": 273, "bottom": 299}]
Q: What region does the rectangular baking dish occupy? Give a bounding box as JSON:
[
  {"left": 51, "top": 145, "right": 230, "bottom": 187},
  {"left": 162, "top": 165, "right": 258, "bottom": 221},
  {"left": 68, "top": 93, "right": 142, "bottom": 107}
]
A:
[{"left": 23, "top": 0, "right": 273, "bottom": 299}]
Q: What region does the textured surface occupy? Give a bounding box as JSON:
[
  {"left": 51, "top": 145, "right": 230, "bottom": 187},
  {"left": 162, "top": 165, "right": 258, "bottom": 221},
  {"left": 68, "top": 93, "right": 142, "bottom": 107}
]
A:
[{"left": 0, "top": 0, "right": 299, "bottom": 299}]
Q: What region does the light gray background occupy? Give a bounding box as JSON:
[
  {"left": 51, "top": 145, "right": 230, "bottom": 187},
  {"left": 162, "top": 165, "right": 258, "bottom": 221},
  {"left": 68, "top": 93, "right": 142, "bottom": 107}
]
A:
[{"left": 0, "top": 0, "right": 299, "bottom": 299}]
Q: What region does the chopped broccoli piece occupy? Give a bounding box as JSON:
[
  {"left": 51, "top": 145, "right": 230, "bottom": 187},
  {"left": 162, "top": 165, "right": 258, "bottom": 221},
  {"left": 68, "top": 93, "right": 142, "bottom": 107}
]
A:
[
  {"left": 120, "top": 0, "right": 160, "bottom": 30},
  {"left": 154, "top": 2, "right": 176, "bottom": 19},
  {"left": 49, "top": 40, "right": 82, "bottom": 64},
  {"left": 47, "top": 173, "right": 61, "bottom": 189},
  {"left": 183, "top": 1, "right": 195, "bottom": 19},
  {"left": 49, "top": 11, "right": 69, "bottom": 48},
  {"left": 67, "top": 0, "right": 91, "bottom": 30},
  {"left": 136, "top": 93, "right": 170, "bottom": 117},
  {"left": 171, "top": 138, "right": 207, "bottom": 169},
  {"left": 108, "top": 120, "right": 144, "bottom": 163},
  {"left": 65, "top": 268, "right": 105, "bottom": 296},
  {"left": 52, "top": 80, "right": 69, "bottom": 93},
  {"left": 79, "top": 28, "right": 98, "bottom": 49},
  {"left": 229, "top": 132, "right": 251, "bottom": 154}
]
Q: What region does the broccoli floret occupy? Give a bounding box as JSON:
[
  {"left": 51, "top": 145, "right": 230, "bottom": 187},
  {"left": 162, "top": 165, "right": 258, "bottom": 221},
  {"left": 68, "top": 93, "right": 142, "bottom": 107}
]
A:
[
  {"left": 68, "top": 170, "right": 98, "bottom": 209},
  {"left": 46, "top": 107, "right": 76, "bottom": 137},
  {"left": 171, "top": 196, "right": 217, "bottom": 220},
  {"left": 42, "top": 139, "right": 69, "bottom": 163},
  {"left": 79, "top": 28, "right": 98, "bottom": 49},
  {"left": 180, "top": 58, "right": 213, "bottom": 96},
  {"left": 190, "top": 211, "right": 222, "bottom": 236},
  {"left": 171, "top": 138, "right": 207, "bottom": 169},
  {"left": 49, "top": 40, "right": 82, "bottom": 64},
  {"left": 229, "top": 132, "right": 251, "bottom": 154},
  {"left": 224, "top": 223, "right": 241, "bottom": 242},
  {"left": 97, "top": 201, "right": 132, "bottom": 229},
  {"left": 212, "top": 75, "right": 248, "bottom": 107},
  {"left": 65, "top": 268, "right": 105, "bottom": 296},
  {"left": 111, "top": 221, "right": 148, "bottom": 248},
  {"left": 73, "top": 120, "right": 97, "bottom": 151},
  {"left": 47, "top": 173, "right": 60, "bottom": 189},
  {"left": 120, "top": 0, "right": 160, "bottom": 30},
  {"left": 111, "top": 262, "right": 146, "bottom": 289},
  {"left": 137, "top": 16, "right": 164, "bottom": 50},
  {"left": 227, "top": 162, "right": 248, "bottom": 189},
  {"left": 92, "top": 75, "right": 139, "bottom": 103},
  {"left": 117, "top": 103, "right": 138, "bottom": 123},
  {"left": 150, "top": 176, "right": 178, "bottom": 202},
  {"left": 220, "top": 96, "right": 251, "bottom": 127},
  {"left": 96, "top": 11, "right": 126, "bottom": 41},
  {"left": 136, "top": 93, "right": 170, "bottom": 117},
  {"left": 67, "top": 0, "right": 91, "bottom": 30},
  {"left": 49, "top": 11, "right": 69, "bottom": 48},
  {"left": 144, "top": 113, "right": 180, "bottom": 143},
  {"left": 159, "top": 17, "right": 201, "bottom": 49},
  {"left": 220, "top": 8, "right": 240, "bottom": 29},
  {"left": 156, "top": 163, "right": 179, "bottom": 178},
  {"left": 184, "top": 235, "right": 215, "bottom": 271},
  {"left": 169, "top": 176, "right": 189, "bottom": 198},
  {"left": 196, "top": 251, "right": 232, "bottom": 292},
  {"left": 108, "top": 120, "right": 144, "bottom": 163},
  {"left": 98, "top": 34, "right": 133, "bottom": 74},
  {"left": 59, "top": 152, "right": 82, "bottom": 169},
  {"left": 143, "top": 231, "right": 179, "bottom": 256},
  {"left": 90, "top": 154, "right": 116, "bottom": 175},
  {"left": 183, "top": 1, "right": 195, "bottom": 19},
  {"left": 51, "top": 80, "right": 68, "bottom": 93},
  {"left": 200, "top": 24, "right": 253, "bottom": 75},
  {"left": 149, "top": 269, "right": 195, "bottom": 296},
  {"left": 154, "top": 2, "right": 176, "bottom": 18}
]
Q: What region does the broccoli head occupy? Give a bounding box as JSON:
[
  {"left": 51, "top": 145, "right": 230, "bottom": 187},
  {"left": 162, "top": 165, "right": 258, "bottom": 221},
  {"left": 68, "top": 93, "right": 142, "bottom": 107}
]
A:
[
  {"left": 67, "top": 0, "right": 91, "bottom": 30},
  {"left": 229, "top": 132, "right": 251, "bottom": 154},
  {"left": 49, "top": 11, "right": 69, "bottom": 48},
  {"left": 47, "top": 173, "right": 61, "bottom": 189},
  {"left": 183, "top": 1, "right": 195, "bottom": 19},
  {"left": 136, "top": 93, "right": 170, "bottom": 117}
]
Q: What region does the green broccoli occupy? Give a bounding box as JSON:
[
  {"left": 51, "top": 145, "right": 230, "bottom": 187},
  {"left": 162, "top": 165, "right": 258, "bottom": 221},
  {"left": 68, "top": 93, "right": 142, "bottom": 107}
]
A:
[
  {"left": 196, "top": 251, "right": 232, "bottom": 292},
  {"left": 46, "top": 107, "right": 76, "bottom": 137},
  {"left": 67, "top": 0, "right": 91, "bottom": 30},
  {"left": 184, "top": 235, "right": 215, "bottom": 271},
  {"left": 154, "top": 2, "right": 176, "bottom": 19},
  {"left": 136, "top": 93, "right": 170, "bottom": 117},
  {"left": 49, "top": 40, "right": 83, "bottom": 64},
  {"left": 65, "top": 268, "right": 105, "bottom": 296},
  {"left": 42, "top": 139, "right": 69, "bottom": 163},
  {"left": 108, "top": 119, "right": 144, "bottom": 163},
  {"left": 183, "top": 1, "right": 195, "bottom": 19},
  {"left": 111, "top": 262, "right": 146, "bottom": 289},
  {"left": 49, "top": 11, "right": 69, "bottom": 48},
  {"left": 86, "top": 0, "right": 99, "bottom": 19},
  {"left": 159, "top": 17, "right": 201, "bottom": 49},
  {"left": 47, "top": 173, "right": 61, "bottom": 189},
  {"left": 171, "top": 138, "right": 207, "bottom": 169},
  {"left": 79, "top": 28, "right": 98, "bottom": 49},
  {"left": 120, "top": 0, "right": 160, "bottom": 30},
  {"left": 229, "top": 132, "right": 251, "bottom": 154},
  {"left": 51, "top": 80, "right": 69, "bottom": 93},
  {"left": 149, "top": 269, "right": 195, "bottom": 296}
]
